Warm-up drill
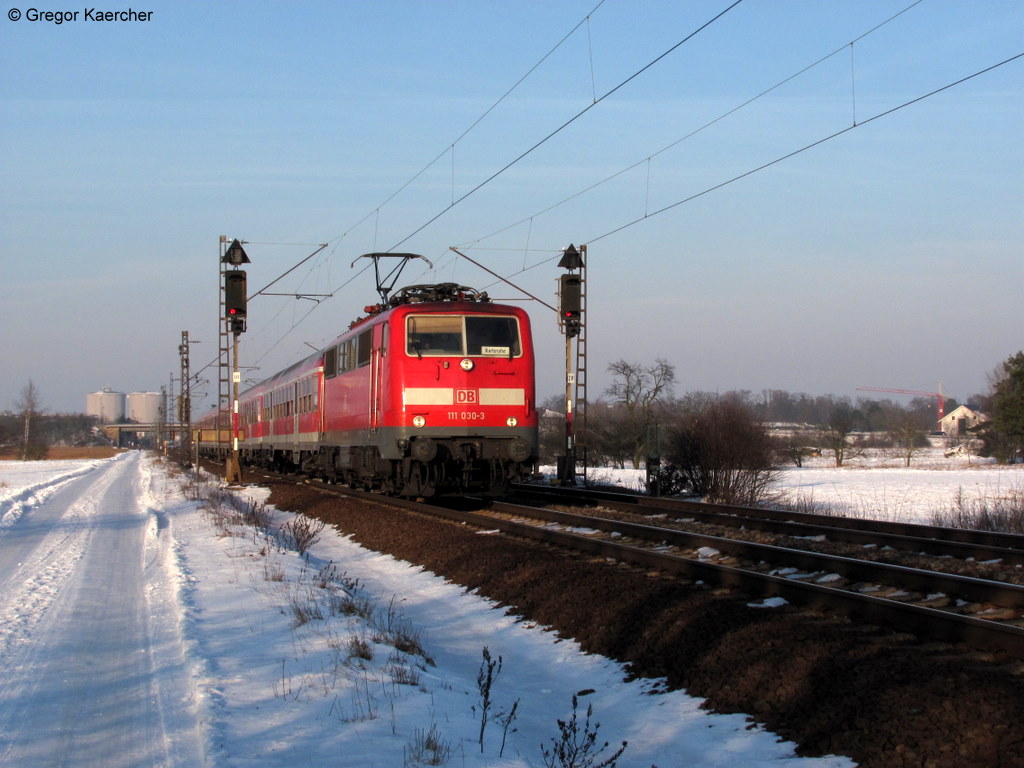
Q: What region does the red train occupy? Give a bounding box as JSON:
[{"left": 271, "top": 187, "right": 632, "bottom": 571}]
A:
[{"left": 195, "top": 282, "right": 538, "bottom": 496}]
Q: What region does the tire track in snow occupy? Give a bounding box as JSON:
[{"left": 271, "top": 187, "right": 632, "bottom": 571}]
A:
[
  {"left": 0, "top": 459, "right": 105, "bottom": 531},
  {"left": 0, "top": 455, "right": 129, "bottom": 658},
  {"left": 0, "top": 453, "right": 206, "bottom": 767}
]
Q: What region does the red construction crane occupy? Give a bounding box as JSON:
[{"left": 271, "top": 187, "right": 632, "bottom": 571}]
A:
[{"left": 856, "top": 387, "right": 945, "bottom": 421}]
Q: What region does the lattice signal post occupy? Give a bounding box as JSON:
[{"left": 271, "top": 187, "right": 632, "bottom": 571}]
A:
[
  {"left": 557, "top": 244, "right": 587, "bottom": 486},
  {"left": 220, "top": 237, "right": 250, "bottom": 485},
  {"left": 178, "top": 331, "right": 192, "bottom": 464}
]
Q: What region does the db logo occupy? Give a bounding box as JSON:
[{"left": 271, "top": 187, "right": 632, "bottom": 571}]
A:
[{"left": 455, "top": 389, "right": 478, "bottom": 404}]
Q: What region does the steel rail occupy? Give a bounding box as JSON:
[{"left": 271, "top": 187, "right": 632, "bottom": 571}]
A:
[{"left": 512, "top": 483, "right": 1024, "bottom": 565}]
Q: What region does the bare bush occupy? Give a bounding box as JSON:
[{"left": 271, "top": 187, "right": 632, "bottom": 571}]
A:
[
  {"left": 278, "top": 514, "right": 326, "bottom": 555},
  {"left": 243, "top": 498, "right": 273, "bottom": 528},
  {"left": 263, "top": 560, "right": 286, "bottom": 581},
  {"left": 663, "top": 395, "right": 780, "bottom": 505},
  {"left": 389, "top": 662, "right": 422, "bottom": 687},
  {"left": 772, "top": 491, "right": 843, "bottom": 517},
  {"left": 476, "top": 646, "right": 501, "bottom": 752},
  {"left": 315, "top": 560, "right": 339, "bottom": 589},
  {"left": 289, "top": 595, "right": 324, "bottom": 627},
  {"left": 330, "top": 592, "right": 375, "bottom": 620},
  {"left": 930, "top": 486, "right": 1024, "bottom": 533},
  {"left": 541, "top": 694, "right": 627, "bottom": 768},
  {"left": 346, "top": 634, "right": 373, "bottom": 662},
  {"left": 372, "top": 609, "right": 427, "bottom": 660},
  {"left": 181, "top": 469, "right": 211, "bottom": 501},
  {"left": 404, "top": 723, "right": 452, "bottom": 767}
]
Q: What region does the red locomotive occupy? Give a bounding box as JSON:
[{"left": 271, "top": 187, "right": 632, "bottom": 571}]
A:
[{"left": 195, "top": 280, "right": 538, "bottom": 496}]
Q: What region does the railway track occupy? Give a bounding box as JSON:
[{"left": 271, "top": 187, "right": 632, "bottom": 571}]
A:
[
  {"left": 510, "top": 483, "right": 1024, "bottom": 566},
  {"left": 241, "top": 469, "right": 1024, "bottom": 660}
]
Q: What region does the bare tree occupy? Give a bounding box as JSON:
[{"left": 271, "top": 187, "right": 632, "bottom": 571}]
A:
[
  {"left": 824, "top": 405, "right": 864, "bottom": 467},
  {"left": 888, "top": 412, "right": 923, "bottom": 467},
  {"left": 16, "top": 380, "right": 47, "bottom": 461},
  {"left": 604, "top": 358, "right": 675, "bottom": 468}
]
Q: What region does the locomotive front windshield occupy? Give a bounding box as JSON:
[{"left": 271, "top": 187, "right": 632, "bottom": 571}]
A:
[{"left": 407, "top": 315, "right": 522, "bottom": 357}]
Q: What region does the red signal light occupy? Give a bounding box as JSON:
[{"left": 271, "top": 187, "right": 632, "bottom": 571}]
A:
[{"left": 225, "top": 270, "right": 247, "bottom": 319}]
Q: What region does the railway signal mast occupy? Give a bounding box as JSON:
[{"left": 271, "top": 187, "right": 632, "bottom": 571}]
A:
[
  {"left": 221, "top": 238, "right": 250, "bottom": 485},
  {"left": 557, "top": 244, "right": 587, "bottom": 486}
]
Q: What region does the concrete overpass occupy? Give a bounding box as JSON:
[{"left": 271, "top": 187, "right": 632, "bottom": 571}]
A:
[{"left": 101, "top": 423, "right": 189, "bottom": 448}]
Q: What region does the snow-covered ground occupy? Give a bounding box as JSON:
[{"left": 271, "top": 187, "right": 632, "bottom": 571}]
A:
[
  {"left": 2, "top": 448, "right": 1017, "bottom": 767},
  {"left": 582, "top": 447, "right": 1024, "bottom": 525}
]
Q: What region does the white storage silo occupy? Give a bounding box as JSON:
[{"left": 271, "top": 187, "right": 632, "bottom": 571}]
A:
[
  {"left": 125, "top": 391, "right": 163, "bottom": 424},
  {"left": 86, "top": 388, "right": 125, "bottom": 423}
]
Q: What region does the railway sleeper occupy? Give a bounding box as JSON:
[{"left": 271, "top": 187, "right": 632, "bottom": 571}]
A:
[{"left": 960, "top": 603, "right": 1019, "bottom": 621}]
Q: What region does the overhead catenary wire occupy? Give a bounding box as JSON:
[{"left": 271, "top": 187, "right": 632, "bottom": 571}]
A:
[
  {"left": 449, "top": 247, "right": 557, "bottom": 313},
  {"left": 386, "top": 0, "right": 746, "bottom": 254},
  {"left": 321, "top": 0, "right": 610, "bottom": 251},
  {"left": 455, "top": 0, "right": 926, "bottom": 251},
  {"left": 585, "top": 50, "right": 1024, "bottom": 246},
  {"left": 451, "top": 50, "right": 1023, "bottom": 300},
  {"left": 248, "top": 243, "right": 328, "bottom": 301}
]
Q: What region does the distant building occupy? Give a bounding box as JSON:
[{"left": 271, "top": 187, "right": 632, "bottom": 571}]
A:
[
  {"left": 938, "top": 405, "right": 987, "bottom": 437},
  {"left": 85, "top": 388, "right": 125, "bottom": 423},
  {"left": 125, "top": 392, "right": 162, "bottom": 423}
]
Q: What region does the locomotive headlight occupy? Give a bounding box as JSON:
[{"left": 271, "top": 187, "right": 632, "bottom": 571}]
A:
[
  {"left": 412, "top": 415, "right": 426, "bottom": 428},
  {"left": 460, "top": 358, "right": 474, "bottom": 371},
  {"left": 506, "top": 417, "right": 518, "bottom": 427}
]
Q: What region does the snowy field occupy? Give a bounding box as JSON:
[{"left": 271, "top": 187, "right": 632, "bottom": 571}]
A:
[
  {"left": 580, "top": 447, "right": 1024, "bottom": 525},
  {"left": 3, "top": 448, "right": 1019, "bottom": 767}
]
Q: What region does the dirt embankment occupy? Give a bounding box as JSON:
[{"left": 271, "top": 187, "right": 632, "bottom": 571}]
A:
[{"left": 264, "top": 480, "right": 1024, "bottom": 768}]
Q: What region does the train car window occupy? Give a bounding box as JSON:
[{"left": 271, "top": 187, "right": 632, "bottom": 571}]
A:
[
  {"left": 338, "top": 339, "right": 354, "bottom": 373},
  {"left": 324, "top": 346, "right": 338, "bottom": 379},
  {"left": 466, "top": 316, "right": 521, "bottom": 357},
  {"left": 407, "top": 315, "right": 464, "bottom": 356},
  {"left": 357, "top": 329, "right": 372, "bottom": 367}
]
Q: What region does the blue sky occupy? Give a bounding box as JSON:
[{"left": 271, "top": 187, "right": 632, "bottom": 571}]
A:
[{"left": 2, "top": 0, "right": 1021, "bottom": 415}]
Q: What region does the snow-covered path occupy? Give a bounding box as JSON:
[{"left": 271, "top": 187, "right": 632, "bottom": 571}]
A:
[{"left": 0, "top": 452, "right": 204, "bottom": 767}]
